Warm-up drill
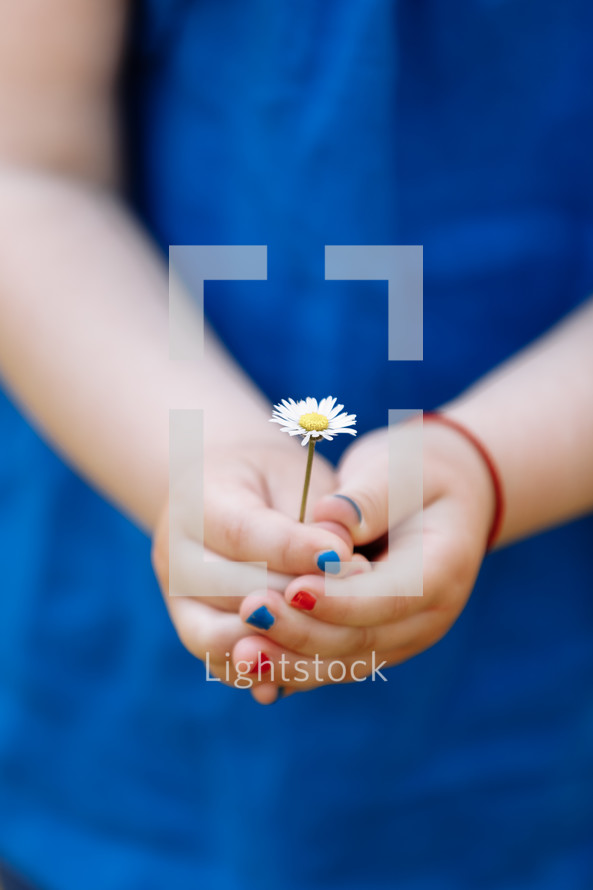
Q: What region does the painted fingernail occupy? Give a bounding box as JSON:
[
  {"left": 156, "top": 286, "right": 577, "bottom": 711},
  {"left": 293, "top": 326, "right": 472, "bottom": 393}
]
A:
[
  {"left": 245, "top": 605, "right": 275, "bottom": 630},
  {"left": 316, "top": 550, "right": 341, "bottom": 574},
  {"left": 333, "top": 494, "right": 363, "bottom": 525},
  {"left": 249, "top": 654, "right": 272, "bottom": 675},
  {"left": 291, "top": 590, "right": 317, "bottom": 611},
  {"left": 276, "top": 687, "right": 286, "bottom": 701}
]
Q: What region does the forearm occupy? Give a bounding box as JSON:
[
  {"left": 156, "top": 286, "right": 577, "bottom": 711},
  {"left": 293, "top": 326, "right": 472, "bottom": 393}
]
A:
[
  {"left": 446, "top": 297, "right": 593, "bottom": 544},
  {"left": 0, "top": 167, "right": 276, "bottom": 532}
]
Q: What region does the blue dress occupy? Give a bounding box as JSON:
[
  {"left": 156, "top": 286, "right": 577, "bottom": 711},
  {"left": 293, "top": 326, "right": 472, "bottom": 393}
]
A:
[{"left": 1, "top": 1, "right": 593, "bottom": 887}]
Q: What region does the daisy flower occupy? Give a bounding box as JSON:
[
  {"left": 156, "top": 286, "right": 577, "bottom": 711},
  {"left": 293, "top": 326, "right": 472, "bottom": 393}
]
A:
[
  {"left": 270, "top": 396, "right": 357, "bottom": 446},
  {"left": 270, "top": 396, "right": 357, "bottom": 522}
]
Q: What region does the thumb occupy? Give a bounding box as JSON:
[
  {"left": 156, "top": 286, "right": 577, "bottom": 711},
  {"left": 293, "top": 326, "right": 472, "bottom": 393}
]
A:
[
  {"left": 313, "top": 467, "right": 388, "bottom": 547},
  {"left": 205, "top": 484, "right": 355, "bottom": 576},
  {"left": 313, "top": 428, "right": 421, "bottom": 547}
]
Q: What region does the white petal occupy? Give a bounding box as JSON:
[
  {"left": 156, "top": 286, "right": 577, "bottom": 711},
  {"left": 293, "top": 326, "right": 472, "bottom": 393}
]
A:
[
  {"left": 330, "top": 414, "right": 356, "bottom": 428},
  {"left": 330, "top": 426, "right": 356, "bottom": 436},
  {"left": 275, "top": 399, "right": 302, "bottom": 422},
  {"left": 329, "top": 421, "right": 356, "bottom": 431}
]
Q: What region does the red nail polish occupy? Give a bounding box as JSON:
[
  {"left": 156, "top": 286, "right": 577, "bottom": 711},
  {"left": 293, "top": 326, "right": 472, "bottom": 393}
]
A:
[
  {"left": 291, "top": 590, "right": 316, "bottom": 611},
  {"left": 249, "top": 654, "right": 272, "bottom": 675}
]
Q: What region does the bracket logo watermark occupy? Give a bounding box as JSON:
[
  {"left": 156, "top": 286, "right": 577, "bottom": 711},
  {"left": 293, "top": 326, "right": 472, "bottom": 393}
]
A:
[{"left": 167, "top": 245, "right": 424, "bottom": 602}]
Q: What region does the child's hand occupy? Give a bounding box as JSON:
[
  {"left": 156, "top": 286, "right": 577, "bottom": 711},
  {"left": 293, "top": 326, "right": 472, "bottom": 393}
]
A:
[
  {"left": 152, "top": 503, "right": 254, "bottom": 686},
  {"left": 201, "top": 442, "right": 354, "bottom": 574},
  {"left": 232, "top": 420, "right": 496, "bottom": 701},
  {"left": 151, "top": 440, "right": 355, "bottom": 684}
]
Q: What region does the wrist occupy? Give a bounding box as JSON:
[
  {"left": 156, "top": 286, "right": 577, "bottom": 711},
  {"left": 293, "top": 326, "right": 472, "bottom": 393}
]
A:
[{"left": 423, "top": 412, "right": 500, "bottom": 550}]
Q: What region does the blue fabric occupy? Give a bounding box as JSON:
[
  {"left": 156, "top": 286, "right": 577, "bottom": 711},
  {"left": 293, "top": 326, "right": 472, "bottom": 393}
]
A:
[
  {"left": 1, "top": 1, "right": 593, "bottom": 888},
  {"left": 0, "top": 863, "right": 38, "bottom": 890}
]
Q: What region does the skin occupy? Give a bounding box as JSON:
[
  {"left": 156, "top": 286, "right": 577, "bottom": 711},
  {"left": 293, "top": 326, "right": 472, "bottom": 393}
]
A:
[
  {"left": 236, "top": 299, "right": 593, "bottom": 703},
  {"left": 153, "top": 445, "right": 364, "bottom": 690},
  {"left": 0, "top": 0, "right": 354, "bottom": 697},
  {"left": 1, "top": 1, "right": 592, "bottom": 708},
  {"left": 234, "top": 420, "right": 494, "bottom": 701}
]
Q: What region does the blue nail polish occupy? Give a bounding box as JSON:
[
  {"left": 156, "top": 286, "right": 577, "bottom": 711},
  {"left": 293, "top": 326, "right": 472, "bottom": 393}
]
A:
[
  {"left": 245, "top": 605, "right": 275, "bottom": 630},
  {"left": 333, "top": 494, "right": 363, "bottom": 525},
  {"left": 276, "top": 687, "right": 286, "bottom": 701},
  {"left": 317, "top": 550, "right": 341, "bottom": 574}
]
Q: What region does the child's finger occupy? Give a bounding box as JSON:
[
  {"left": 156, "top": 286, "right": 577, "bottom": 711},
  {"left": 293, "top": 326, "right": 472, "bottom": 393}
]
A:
[
  {"left": 249, "top": 682, "right": 295, "bottom": 705},
  {"left": 239, "top": 588, "right": 373, "bottom": 659},
  {"left": 313, "top": 426, "right": 421, "bottom": 547},
  {"left": 282, "top": 531, "right": 427, "bottom": 628},
  {"left": 163, "top": 596, "right": 290, "bottom": 692},
  {"left": 310, "top": 431, "right": 388, "bottom": 545},
  {"left": 204, "top": 486, "right": 354, "bottom": 575},
  {"left": 237, "top": 612, "right": 443, "bottom": 691},
  {"left": 173, "top": 544, "right": 303, "bottom": 611},
  {"left": 231, "top": 636, "right": 387, "bottom": 689},
  {"left": 240, "top": 586, "right": 444, "bottom": 662},
  {"left": 166, "top": 596, "right": 248, "bottom": 660},
  {"left": 176, "top": 544, "right": 366, "bottom": 612}
]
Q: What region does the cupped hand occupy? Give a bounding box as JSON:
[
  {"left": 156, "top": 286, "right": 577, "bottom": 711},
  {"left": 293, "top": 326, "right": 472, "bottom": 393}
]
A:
[
  {"left": 233, "top": 418, "right": 496, "bottom": 701},
  {"left": 151, "top": 438, "right": 356, "bottom": 689}
]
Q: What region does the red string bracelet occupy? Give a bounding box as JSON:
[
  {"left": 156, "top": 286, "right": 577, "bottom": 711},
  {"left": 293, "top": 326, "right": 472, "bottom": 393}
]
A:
[{"left": 423, "top": 412, "right": 505, "bottom": 551}]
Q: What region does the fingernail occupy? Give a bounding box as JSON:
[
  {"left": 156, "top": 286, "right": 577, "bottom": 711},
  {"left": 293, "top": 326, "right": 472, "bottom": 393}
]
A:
[
  {"left": 249, "top": 654, "right": 272, "bottom": 675},
  {"left": 332, "top": 494, "right": 363, "bottom": 525},
  {"left": 245, "top": 605, "right": 275, "bottom": 630},
  {"left": 276, "top": 686, "right": 286, "bottom": 701},
  {"left": 316, "top": 550, "right": 341, "bottom": 574},
  {"left": 291, "top": 590, "right": 317, "bottom": 611}
]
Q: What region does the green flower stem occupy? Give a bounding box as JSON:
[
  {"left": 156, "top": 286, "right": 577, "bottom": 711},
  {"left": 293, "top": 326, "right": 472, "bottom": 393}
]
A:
[{"left": 299, "top": 438, "right": 317, "bottom": 523}]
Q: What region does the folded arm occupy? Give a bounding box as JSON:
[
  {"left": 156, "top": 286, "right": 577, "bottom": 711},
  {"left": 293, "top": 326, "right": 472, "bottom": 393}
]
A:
[{"left": 0, "top": 0, "right": 280, "bottom": 533}]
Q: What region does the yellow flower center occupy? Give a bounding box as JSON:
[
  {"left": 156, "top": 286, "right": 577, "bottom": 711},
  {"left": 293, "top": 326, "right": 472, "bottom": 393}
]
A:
[{"left": 299, "top": 412, "right": 329, "bottom": 432}]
